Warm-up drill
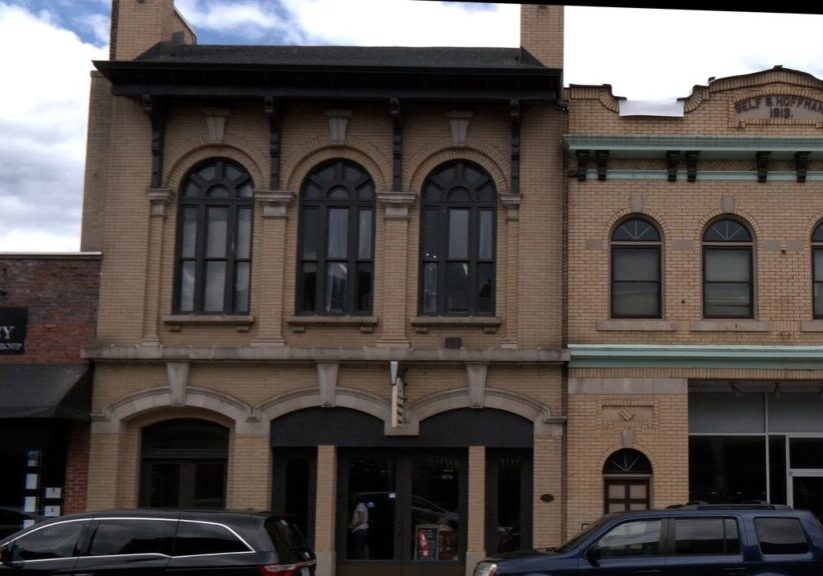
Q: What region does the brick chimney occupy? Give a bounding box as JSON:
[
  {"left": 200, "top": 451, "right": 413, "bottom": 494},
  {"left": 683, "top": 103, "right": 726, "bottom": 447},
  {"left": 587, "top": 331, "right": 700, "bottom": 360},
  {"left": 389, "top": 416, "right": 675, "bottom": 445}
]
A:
[
  {"left": 520, "top": 5, "right": 564, "bottom": 69},
  {"left": 109, "top": 0, "right": 196, "bottom": 61}
]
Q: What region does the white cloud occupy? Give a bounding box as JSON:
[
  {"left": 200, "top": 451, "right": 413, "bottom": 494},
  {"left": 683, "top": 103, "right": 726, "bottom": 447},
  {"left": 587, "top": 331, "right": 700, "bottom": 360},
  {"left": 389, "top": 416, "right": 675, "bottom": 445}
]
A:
[{"left": 0, "top": 3, "right": 106, "bottom": 253}]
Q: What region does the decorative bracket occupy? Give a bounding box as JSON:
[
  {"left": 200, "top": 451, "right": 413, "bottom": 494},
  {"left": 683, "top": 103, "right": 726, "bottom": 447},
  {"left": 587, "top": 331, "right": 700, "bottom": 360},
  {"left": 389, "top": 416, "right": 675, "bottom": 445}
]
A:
[
  {"left": 795, "top": 151, "right": 810, "bottom": 183},
  {"left": 166, "top": 361, "right": 190, "bottom": 407},
  {"left": 686, "top": 151, "right": 700, "bottom": 183},
  {"left": 203, "top": 107, "right": 230, "bottom": 144},
  {"left": 665, "top": 151, "right": 680, "bottom": 182},
  {"left": 575, "top": 150, "right": 589, "bottom": 181},
  {"left": 317, "top": 362, "right": 339, "bottom": 408},
  {"left": 256, "top": 190, "right": 295, "bottom": 219},
  {"left": 146, "top": 188, "right": 173, "bottom": 217},
  {"left": 447, "top": 111, "right": 472, "bottom": 147},
  {"left": 510, "top": 100, "right": 521, "bottom": 196},
  {"left": 377, "top": 192, "right": 417, "bottom": 220},
  {"left": 466, "top": 363, "right": 488, "bottom": 408},
  {"left": 498, "top": 194, "right": 521, "bottom": 221},
  {"left": 326, "top": 109, "right": 352, "bottom": 146},
  {"left": 596, "top": 150, "right": 609, "bottom": 181},
  {"left": 390, "top": 99, "right": 403, "bottom": 192},
  {"left": 143, "top": 95, "right": 168, "bottom": 189},
  {"left": 264, "top": 97, "right": 282, "bottom": 189},
  {"left": 756, "top": 151, "right": 771, "bottom": 183}
]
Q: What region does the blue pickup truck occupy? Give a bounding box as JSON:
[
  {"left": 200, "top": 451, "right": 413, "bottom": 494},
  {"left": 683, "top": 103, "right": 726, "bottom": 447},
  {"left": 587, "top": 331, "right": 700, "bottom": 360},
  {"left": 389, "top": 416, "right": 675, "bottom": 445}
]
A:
[{"left": 474, "top": 504, "right": 823, "bottom": 576}]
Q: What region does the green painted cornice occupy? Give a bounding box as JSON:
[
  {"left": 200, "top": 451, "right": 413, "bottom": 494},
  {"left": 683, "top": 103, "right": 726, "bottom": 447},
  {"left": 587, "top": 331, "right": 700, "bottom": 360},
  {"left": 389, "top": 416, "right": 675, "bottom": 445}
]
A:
[{"left": 569, "top": 344, "right": 823, "bottom": 370}]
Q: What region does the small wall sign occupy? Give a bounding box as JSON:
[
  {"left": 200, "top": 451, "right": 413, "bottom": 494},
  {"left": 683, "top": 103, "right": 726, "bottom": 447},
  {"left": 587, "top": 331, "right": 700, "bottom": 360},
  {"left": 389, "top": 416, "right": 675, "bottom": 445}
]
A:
[
  {"left": 734, "top": 94, "right": 823, "bottom": 124},
  {"left": 0, "top": 308, "right": 27, "bottom": 354}
]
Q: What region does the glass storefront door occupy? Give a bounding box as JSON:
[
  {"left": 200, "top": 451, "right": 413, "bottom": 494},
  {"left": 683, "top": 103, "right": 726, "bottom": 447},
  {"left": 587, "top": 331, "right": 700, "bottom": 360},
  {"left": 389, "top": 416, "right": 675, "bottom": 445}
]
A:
[
  {"left": 788, "top": 437, "right": 823, "bottom": 520},
  {"left": 337, "top": 450, "right": 466, "bottom": 576}
]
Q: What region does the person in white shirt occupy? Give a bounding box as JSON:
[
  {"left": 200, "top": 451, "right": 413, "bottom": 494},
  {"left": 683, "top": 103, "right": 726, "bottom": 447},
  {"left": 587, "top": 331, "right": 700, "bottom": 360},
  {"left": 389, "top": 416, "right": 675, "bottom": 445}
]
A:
[{"left": 349, "top": 499, "right": 369, "bottom": 559}]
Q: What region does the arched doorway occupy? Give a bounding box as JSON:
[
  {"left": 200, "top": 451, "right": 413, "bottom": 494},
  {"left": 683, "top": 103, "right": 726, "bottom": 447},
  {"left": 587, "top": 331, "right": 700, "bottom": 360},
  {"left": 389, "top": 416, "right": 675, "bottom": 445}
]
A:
[
  {"left": 603, "top": 448, "right": 653, "bottom": 514},
  {"left": 139, "top": 419, "right": 229, "bottom": 509}
]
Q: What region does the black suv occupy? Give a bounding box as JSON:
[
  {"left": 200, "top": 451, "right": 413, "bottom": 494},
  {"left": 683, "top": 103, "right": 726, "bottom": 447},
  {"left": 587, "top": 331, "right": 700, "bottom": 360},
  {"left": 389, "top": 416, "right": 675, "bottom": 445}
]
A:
[
  {"left": 474, "top": 504, "right": 823, "bottom": 576},
  {"left": 0, "top": 509, "right": 315, "bottom": 576}
]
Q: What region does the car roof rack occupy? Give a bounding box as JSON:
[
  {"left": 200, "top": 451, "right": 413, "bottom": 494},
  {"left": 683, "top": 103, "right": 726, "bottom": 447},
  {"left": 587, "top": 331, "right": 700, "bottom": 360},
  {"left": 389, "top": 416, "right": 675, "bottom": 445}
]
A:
[{"left": 667, "top": 501, "right": 792, "bottom": 510}]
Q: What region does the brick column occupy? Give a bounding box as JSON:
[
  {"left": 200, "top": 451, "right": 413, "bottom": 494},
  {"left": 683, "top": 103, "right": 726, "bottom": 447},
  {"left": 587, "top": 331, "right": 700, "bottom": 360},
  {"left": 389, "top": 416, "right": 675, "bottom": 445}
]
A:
[
  {"left": 499, "top": 196, "right": 520, "bottom": 348},
  {"left": 142, "top": 188, "right": 172, "bottom": 345},
  {"left": 226, "top": 434, "right": 272, "bottom": 510},
  {"left": 314, "top": 445, "right": 337, "bottom": 576},
  {"left": 466, "top": 446, "right": 486, "bottom": 576},
  {"left": 86, "top": 430, "right": 123, "bottom": 510},
  {"left": 533, "top": 436, "right": 563, "bottom": 547},
  {"left": 63, "top": 422, "right": 90, "bottom": 514},
  {"left": 253, "top": 191, "right": 294, "bottom": 346},
  {"left": 376, "top": 193, "right": 416, "bottom": 347}
]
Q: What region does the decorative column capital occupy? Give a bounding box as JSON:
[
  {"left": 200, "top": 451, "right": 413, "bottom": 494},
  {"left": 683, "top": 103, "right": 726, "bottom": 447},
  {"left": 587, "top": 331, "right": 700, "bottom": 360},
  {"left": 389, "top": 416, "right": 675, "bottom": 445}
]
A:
[
  {"left": 255, "top": 190, "right": 295, "bottom": 218},
  {"left": 498, "top": 193, "right": 521, "bottom": 221},
  {"left": 377, "top": 191, "right": 417, "bottom": 220},
  {"left": 146, "top": 188, "right": 173, "bottom": 217}
]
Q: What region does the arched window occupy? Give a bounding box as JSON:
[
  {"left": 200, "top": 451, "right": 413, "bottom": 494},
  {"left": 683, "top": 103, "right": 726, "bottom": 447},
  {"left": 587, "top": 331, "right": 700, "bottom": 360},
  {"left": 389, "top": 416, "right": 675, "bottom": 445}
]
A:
[
  {"left": 297, "top": 160, "right": 375, "bottom": 315},
  {"left": 140, "top": 419, "right": 229, "bottom": 509},
  {"left": 702, "top": 218, "right": 754, "bottom": 318},
  {"left": 175, "top": 159, "right": 253, "bottom": 314},
  {"left": 812, "top": 222, "right": 823, "bottom": 318},
  {"left": 611, "top": 217, "right": 662, "bottom": 318},
  {"left": 603, "top": 448, "right": 653, "bottom": 514},
  {"left": 419, "top": 161, "right": 496, "bottom": 316}
]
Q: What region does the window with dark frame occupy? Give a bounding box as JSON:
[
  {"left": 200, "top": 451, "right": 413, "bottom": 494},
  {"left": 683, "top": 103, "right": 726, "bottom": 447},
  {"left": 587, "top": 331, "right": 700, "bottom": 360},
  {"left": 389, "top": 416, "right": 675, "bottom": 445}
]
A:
[
  {"left": 702, "top": 218, "right": 754, "bottom": 319},
  {"left": 419, "top": 161, "right": 496, "bottom": 316},
  {"left": 812, "top": 222, "right": 823, "bottom": 318},
  {"left": 297, "top": 160, "right": 375, "bottom": 315},
  {"left": 603, "top": 449, "right": 652, "bottom": 514},
  {"left": 611, "top": 217, "right": 662, "bottom": 318},
  {"left": 175, "top": 159, "right": 253, "bottom": 315}
]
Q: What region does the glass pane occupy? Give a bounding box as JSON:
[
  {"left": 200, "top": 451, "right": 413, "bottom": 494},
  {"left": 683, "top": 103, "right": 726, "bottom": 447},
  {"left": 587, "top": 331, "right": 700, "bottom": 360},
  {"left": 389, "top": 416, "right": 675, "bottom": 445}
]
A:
[
  {"left": 411, "top": 456, "right": 461, "bottom": 561},
  {"left": 358, "top": 181, "right": 375, "bottom": 200},
  {"left": 815, "top": 249, "right": 823, "bottom": 282},
  {"left": 329, "top": 186, "right": 349, "bottom": 200},
  {"left": 422, "top": 210, "right": 440, "bottom": 261},
  {"left": 629, "top": 484, "right": 647, "bottom": 499},
  {"left": 174, "top": 521, "right": 247, "bottom": 556},
  {"left": 688, "top": 436, "right": 767, "bottom": 503},
  {"left": 789, "top": 438, "right": 823, "bottom": 468},
  {"left": 325, "top": 263, "right": 347, "bottom": 313},
  {"left": 181, "top": 208, "right": 198, "bottom": 258},
  {"left": 303, "top": 181, "right": 321, "bottom": 200},
  {"left": 207, "top": 185, "right": 230, "bottom": 199},
  {"left": 595, "top": 520, "right": 661, "bottom": 557},
  {"left": 184, "top": 182, "right": 200, "bottom": 198},
  {"left": 238, "top": 182, "right": 253, "bottom": 198},
  {"left": 206, "top": 208, "right": 228, "bottom": 259},
  {"left": 357, "top": 263, "right": 372, "bottom": 313},
  {"left": 726, "top": 519, "right": 740, "bottom": 553},
  {"left": 448, "top": 210, "right": 469, "bottom": 259},
  {"left": 90, "top": 519, "right": 175, "bottom": 556},
  {"left": 204, "top": 261, "right": 226, "bottom": 312},
  {"left": 704, "top": 219, "right": 752, "bottom": 242},
  {"left": 358, "top": 210, "right": 373, "bottom": 260},
  {"left": 12, "top": 521, "right": 85, "bottom": 561},
  {"left": 628, "top": 502, "right": 648, "bottom": 511},
  {"left": 197, "top": 164, "right": 215, "bottom": 181},
  {"left": 608, "top": 484, "right": 625, "bottom": 499},
  {"left": 423, "top": 263, "right": 438, "bottom": 314},
  {"left": 494, "top": 456, "right": 524, "bottom": 553},
  {"left": 193, "top": 462, "right": 226, "bottom": 508},
  {"left": 613, "top": 219, "right": 661, "bottom": 241},
  {"left": 478, "top": 182, "right": 496, "bottom": 202},
  {"left": 234, "top": 262, "right": 250, "bottom": 314},
  {"left": 446, "top": 263, "right": 469, "bottom": 314},
  {"left": 674, "top": 519, "right": 730, "bottom": 556},
  {"left": 300, "top": 263, "right": 317, "bottom": 313},
  {"left": 179, "top": 261, "right": 195, "bottom": 313},
  {"left": 328, "top": 208, "right": 349, "bottom": 260},
  {"left": 348, "top": 457, "right": 395, "bottom": 560},
  {"left": 704, "top": 283, "right": 751, "bottom": 317},
  {"left": 477, "top": 263, "right": 493, "bottom": 315},
  {"left": 607, "top": 502, "right": 627, "bottom": 514},
  {"left": 815, "top": 283, "right": 823, "bottom": 317},
  {"left": 479, "top": 210, "right": 493, "bottom": 261},
  {"left": 612, "top": 282, "right": 659, "bottom": 317},
  {"left": 448, "top": 186, "right": 471, "bottom": 201},
  {"left": 225, "top": 163, "right": 242, "bottom": 181},
  {"left": 755, "top": 518, "right": 808, "bottom": 555},
  {"left": 236, "top": 208, "right": 251, "bottom": 260},
  {"left": 769, "top": 436, "right": 787, "bottom": 505},
  {"left": 302, "top": 208, "right": 318, "bottom": 260},
  {"left": 814, "top": 225, "right": 823, "bottom": 243},
  {"left": 705, "top": 249, "right": 750, "bottom": 282},
  {"left": 792, "top": 477, "right": 823, "bottom": 523},
  {"left": 613, "top": 248, "right": 659, "bottom": 282},
  {"left": 147, "top": 463, "right": 180, "bottom": 507},
  {"left": 424, "top": 182, "right": 442, "bottom": 201}
]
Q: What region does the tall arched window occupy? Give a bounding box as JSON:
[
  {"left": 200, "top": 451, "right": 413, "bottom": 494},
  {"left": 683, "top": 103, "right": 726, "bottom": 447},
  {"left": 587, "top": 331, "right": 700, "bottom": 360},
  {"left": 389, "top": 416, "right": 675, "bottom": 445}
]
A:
[
  {"left": 419, "top": 161, "right": 496, "bottom": 316},
  {"left": 175, "top": 159, "right": 253, "bottom": 314},
  {"left": 140, "top": 419, "right": 229, "bottom": 509},
  {"left": 603, "top": 448, "right": 653, "bottom": 514},
  {"left": 812, "top": 222, "right": 823, "bottom": 318},
  {"left": 297, "top": 160, "right": 375, "bottom": 315},
  {"left": 611, "top": 217, "right": 662, "bottom": 318},
  {"left": 702, "top": 217, "right": 754, "bottom": 318}
]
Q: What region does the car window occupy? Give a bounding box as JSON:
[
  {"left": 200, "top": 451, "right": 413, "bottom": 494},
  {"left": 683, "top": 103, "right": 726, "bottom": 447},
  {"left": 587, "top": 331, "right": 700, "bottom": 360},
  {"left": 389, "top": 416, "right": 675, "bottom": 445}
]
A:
[
  {"left": 755, "top": 517, "right": 809, "bottom": 555},
  {"left": 673, "top": 518, "right": 740, "bottom": 555},
  {"left": 593, "top": 520, "right": 662, "bottom": 557},
  {"left": 173, "top": 521, "right": 249, "bottom": 557},
  {"left": 264, "top": 517, "right": 313, "bottom": 563},
  {"left": 89, "top": 519, "right": 175, "bottom": 556},
  {"left": 11, "top": 521, "right": 87, "bottom": 561}
]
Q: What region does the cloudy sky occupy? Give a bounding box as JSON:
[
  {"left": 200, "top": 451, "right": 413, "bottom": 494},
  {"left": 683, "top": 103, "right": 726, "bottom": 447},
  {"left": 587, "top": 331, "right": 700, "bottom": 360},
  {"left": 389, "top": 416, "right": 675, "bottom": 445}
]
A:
[{"left": 1, "top": 1, "right": 823, "bottom": 252}]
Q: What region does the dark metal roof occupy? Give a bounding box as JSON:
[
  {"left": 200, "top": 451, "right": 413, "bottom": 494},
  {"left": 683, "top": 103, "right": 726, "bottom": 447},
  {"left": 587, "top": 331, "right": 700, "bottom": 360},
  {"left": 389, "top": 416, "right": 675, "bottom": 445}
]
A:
[
  {"left": 95, "top": 43, "right": 561, "bottom": 103},
  {"left": 135, "top": 43, "right": 546, "bottom": 70}
]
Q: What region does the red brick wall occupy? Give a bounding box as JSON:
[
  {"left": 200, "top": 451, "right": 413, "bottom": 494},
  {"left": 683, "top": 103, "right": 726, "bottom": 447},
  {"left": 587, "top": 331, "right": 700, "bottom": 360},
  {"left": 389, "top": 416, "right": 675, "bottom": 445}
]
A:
[
  {"left": 0, "top": 255, "right": 100, "bottom": 364},
  {"left": 63, "top": 422, "right": 90, "bottom": 514}
]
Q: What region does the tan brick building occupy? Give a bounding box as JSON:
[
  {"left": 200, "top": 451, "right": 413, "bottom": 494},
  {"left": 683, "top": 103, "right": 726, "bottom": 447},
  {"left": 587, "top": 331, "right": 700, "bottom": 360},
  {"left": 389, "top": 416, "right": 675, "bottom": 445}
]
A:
[
  {"left": 81, "top": 3, "right": 566, "bottom": 576},
  {"left": 566, "top": 68, "right": 823, "bottom": 532}
]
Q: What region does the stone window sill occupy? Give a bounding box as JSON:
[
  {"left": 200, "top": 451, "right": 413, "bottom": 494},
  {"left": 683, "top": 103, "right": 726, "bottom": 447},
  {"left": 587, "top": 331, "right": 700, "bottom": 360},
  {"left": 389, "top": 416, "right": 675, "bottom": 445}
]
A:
[
  {"left": 287, "top": 315, "right": 378, "bottom": 333},
  {"left": 162, "top": 314, "right": 255, "bottom": 333},
  {"left": 801, "top": 320, "right": 823, "bottom": 332},
  {"left": 411, "top": 316, "right": 502, "bottom": 334},
  {"left": 597, "top": 319, "right": 678, "bottom": 332},
  {"left": 690, "top": 320, "right": 770, "bottom": 332}
]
